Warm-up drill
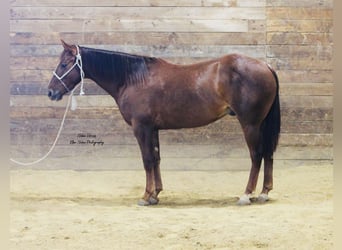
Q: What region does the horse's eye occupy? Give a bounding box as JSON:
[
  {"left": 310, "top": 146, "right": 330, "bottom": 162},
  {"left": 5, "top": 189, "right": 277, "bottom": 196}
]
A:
[{"left": 61, "top": 63, "right": 67, "bottom": 68}]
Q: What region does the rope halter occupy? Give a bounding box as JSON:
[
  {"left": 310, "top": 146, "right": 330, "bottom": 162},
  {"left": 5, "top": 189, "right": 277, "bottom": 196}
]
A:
[{"left": 53, "top": 45, "right": 85, "bottom": 95}]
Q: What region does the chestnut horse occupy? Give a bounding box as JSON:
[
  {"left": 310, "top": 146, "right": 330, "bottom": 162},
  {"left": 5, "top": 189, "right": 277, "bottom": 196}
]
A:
[{"left": 48, "top": 40, "right": 280, "bottom": 206}]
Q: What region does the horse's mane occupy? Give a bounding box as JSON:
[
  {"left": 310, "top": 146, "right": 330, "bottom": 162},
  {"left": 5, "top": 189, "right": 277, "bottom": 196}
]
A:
[{"left": 82, "top": 47, "right": 158, "bottom": 87}]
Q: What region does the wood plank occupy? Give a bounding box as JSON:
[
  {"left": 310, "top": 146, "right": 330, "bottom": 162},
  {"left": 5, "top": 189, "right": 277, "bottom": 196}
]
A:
[
  {"left": 266, "top": 0, "right": 333, "bottom": 8},
  {"left": 266, "top": 7, "right": 332, "bottom": 20},
  {"left": 10, "top": 32, "right": 266, "bottom": 46},
  {"left": 280, "top": 95, "right": 332, "bottom": 108},
  {"left": 248, "top": 20, "right": 265, "bottom": 32},
  {"left": 281, "top": 121, "right": 332, "bottom": 134},
  {"left": 267, "top": 45, "right": 332, "bottom": 59},
  {"left": 237, "top": 0, "right": 266, "bottom": 7},
  {"left": 10, "top": 82, "right": 52, "bottom": 96},
  {"left": 268, "top": 57, "right": 332, "bottom": 70},
  {"left": 282, "top": 107, "right": 333, "bottom": 122},
  {"left": 10, "top": 7, "right": 266, "bottom": 20},
  {"left": 11, "top": 57, "right": 59, "bottom": 70},
  {"left": 267, "top": 32, "right": 333, "bottom": 45},
  {"left": 279, "top": 83, "right": 333, "bottom": 96},
  {"left": 279, "top": 134, "right": 332, "bottom": 147},
  {"left": 10, "top": 69, "right": 51, "bottom": 82},
  {"left": 11, "top": 0, "right": 257, "bottom": 7},
  {"left": 10, "top": 19, "right": 249, "bottom": 33},
  {"left": 276, "top": 70, "right": 333, "bottom": 83},
  {"left": 10, "top": 0, "right": 205, "bottom": 7},
  {"left": 267, "top": 19, "right": 333, "bottom": 33}
]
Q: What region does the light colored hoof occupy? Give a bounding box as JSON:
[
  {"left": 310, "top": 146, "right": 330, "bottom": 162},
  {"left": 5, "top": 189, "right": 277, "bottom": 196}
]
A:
[
  {"left": 237, "top": 194, "right": 251, "bottom": 206},
  {"left": 257, "top": 193, "right": 269, "bottom": 203},
  {"left": 137, "top": 199, "right": 150, "bottom": 206},
  {"left": 137, "top": 196, "right": 159, "bottom": 206},
  {"left": 148, "top": 196, "right": 159, "bottom": 205}
]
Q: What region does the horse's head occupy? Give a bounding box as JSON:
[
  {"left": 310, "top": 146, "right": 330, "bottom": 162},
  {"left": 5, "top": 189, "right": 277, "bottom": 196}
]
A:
[{"left": 48, "top": 40, "right": 83, "bottom": 101}]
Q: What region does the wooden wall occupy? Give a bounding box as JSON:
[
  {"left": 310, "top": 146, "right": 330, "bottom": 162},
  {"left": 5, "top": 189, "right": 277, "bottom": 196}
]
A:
[{"left": 10, "top": 0, "right": 333, "bottom": 170}]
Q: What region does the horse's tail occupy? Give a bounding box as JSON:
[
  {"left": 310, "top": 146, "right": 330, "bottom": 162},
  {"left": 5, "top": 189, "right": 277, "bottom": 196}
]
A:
[{"left": 262, "top": 66, "right": 281, "bottom": 159}]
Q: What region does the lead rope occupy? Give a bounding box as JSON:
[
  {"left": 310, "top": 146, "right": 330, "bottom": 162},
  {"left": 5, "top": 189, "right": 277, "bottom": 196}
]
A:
[
  {"left": 76, "top": 45, "right": 85, "bottom": 96},
  {"left": 71, "top": 46, "right": 85, "bottom": 110},
  {"left": 10, "top": 46, "right": 85, "bottom": 166},
  {"left": 10, "top": 88, "right": 77, "bottom": 166}
]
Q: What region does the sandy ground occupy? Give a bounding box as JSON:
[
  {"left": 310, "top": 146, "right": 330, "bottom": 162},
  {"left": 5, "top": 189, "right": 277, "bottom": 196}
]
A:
[{"left": 10, "top": 164, "right": 333, "bottom": 250}]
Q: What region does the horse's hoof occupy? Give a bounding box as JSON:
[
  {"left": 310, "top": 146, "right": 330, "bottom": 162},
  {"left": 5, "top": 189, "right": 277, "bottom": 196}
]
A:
[
  {"left": 257, "top": 193, "right": 269, "bottom": 203},
  {"left": 137, "top": 196, "right": 159, "bottom": 206},
  {"left": 148, "top": 196, "right": 159, "bottom": 205},
  {"left": 137, "top": 199, "right": 150, "bottom": 206},
  {"left": 237, "top": 194, "right": 251, "bottom": 206}
]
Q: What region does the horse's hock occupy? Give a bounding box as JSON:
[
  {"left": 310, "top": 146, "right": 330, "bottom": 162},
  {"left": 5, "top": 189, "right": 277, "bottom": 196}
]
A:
[{"left": 10, "top": 0, "right": 333, "bottom": 171}]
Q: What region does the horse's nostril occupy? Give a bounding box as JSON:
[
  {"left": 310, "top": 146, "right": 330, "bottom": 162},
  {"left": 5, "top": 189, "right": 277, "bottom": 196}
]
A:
[{"left": 48, "top": 89, "right": 56, "bottom": 100}]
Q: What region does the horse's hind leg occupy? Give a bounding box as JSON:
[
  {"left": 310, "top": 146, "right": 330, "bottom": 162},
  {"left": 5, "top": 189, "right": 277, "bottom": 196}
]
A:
[
  {"left": 258, "top": 157, "right": 273, "bottom": 203},
  {"left": 237, "top": 124, "right": 263, "bottom": 205}
]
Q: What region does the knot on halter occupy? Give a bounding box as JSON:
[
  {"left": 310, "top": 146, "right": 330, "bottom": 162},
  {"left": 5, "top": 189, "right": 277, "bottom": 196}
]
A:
[{"left": 53, "top": 45, "right": 85, "bottom": 96}]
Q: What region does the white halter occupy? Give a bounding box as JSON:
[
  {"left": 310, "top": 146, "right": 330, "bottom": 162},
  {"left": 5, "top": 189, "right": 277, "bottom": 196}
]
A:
[{"left": 53, "top": 45, "right": 85, "bottom": 95}]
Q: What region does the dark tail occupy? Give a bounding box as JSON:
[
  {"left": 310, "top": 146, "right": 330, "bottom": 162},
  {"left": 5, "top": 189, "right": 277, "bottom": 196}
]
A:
[{"left": 262, "top": 66, "right": 281, "bottom": 158}]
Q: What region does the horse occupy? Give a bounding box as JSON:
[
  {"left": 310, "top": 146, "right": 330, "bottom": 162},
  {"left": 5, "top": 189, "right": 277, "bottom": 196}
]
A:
[{"left": 48, "top": 40, "right": 281, "bottom": 206}]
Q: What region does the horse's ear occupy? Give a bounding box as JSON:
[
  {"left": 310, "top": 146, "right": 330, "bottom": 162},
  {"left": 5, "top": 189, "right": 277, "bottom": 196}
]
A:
[
  {"left": 60, "top": 39, "right": 77, "bottom": 56},
  {"left": 61, "top": 39, "right": 71, "bottom": 49}
]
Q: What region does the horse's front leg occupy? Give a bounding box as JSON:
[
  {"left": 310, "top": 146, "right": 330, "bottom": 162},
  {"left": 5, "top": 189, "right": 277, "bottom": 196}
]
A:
[
  {"left": 152, "top": 130, "right": 163, "bottom": 197},
  {"left": 133, "top": 123, "right": 161, "bottom": 206}
]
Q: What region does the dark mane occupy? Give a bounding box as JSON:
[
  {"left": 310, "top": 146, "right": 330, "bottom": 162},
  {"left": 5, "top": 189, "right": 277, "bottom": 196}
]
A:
[{"left": 82, "top": 46, "right": 158, "bottom": 87}]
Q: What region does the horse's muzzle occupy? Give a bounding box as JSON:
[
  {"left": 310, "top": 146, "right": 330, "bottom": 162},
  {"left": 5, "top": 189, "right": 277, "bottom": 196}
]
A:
[{"left": 48, "top": 89, "right": 63, "bottom": 101}]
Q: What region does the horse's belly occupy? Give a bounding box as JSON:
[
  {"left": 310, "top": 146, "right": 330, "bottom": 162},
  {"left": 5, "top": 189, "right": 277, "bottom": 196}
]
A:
[
  {"left": 121, "top": 84, "right": 230, "bottom": 129},
  {"left": 155, "top": 102, "right": 228, "bottom": 129}
]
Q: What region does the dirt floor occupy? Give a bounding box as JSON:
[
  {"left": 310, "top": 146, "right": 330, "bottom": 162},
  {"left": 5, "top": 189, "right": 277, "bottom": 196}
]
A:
[{"left": 10, "top": 164, "right": 333, "bottom": 250}]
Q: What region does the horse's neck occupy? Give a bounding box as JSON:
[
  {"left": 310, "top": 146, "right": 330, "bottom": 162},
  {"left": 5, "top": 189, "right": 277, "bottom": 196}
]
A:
[
  {"left": 81, "top": 47, "right": 154, "bottom": 100},
  {"left": 82, "top": 49, "right": 123, "bottom": 99}
]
